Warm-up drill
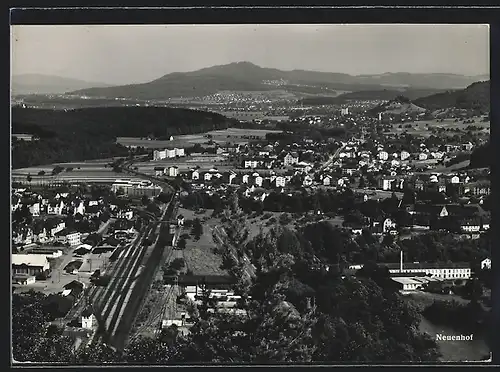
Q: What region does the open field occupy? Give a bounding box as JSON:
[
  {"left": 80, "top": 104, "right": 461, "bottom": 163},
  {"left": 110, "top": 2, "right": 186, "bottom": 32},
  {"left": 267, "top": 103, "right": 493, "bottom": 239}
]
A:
[
  {"left": 402, "top": 292, "right": 490, "bottom": 362},
  {"left": 389, "top": 119, "right": 490, "bottom": 137},
  {"left": 117, "top": 128, "right": 283, "bottom": 149},
  {"left": 238, "top": 211, "right": 297, "bottom": 244},
  {"left": 176, "top": 208, "right": 226, "bottom": 276},
  {"left": 423, "top": 160, "right": 471, "bottom": 174},
  {"left": 11, "top": 158, "right": 128, "bottom": 184}
]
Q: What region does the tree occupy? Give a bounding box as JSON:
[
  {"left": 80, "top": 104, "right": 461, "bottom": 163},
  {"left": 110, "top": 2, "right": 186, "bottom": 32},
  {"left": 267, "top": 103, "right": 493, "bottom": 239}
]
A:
[
  {"left": 74, "top": 342, "right": 121, "bottom": 364},
  {"left": 123, "top": 336, "right": 180, "bottom": 364},
  {"left": 26, "top": 174, "right": 32, "bottom": 183},
  {"left": 170, "top": 258, "right": 185, "bottom": 271},
  {"left": 12, "top": 291, "right": 74, "bottom": 363},
  {"left": 52, "top": 165, "right": 64, "bottom": 175},
  {"left": 192, "top": 218, "right": 203, "bottom": 240},
  {"left": 177, "top": 238, "right": 187, "bottom": 250},
  {"left": 141, "top": 195, "right": 150, "bottom": 206},
  {"left": 38, "top": 170, "right": 46, "bottom": 176},
  {"left": 358, "top": 176, "right": 366, "bottom": 189}
]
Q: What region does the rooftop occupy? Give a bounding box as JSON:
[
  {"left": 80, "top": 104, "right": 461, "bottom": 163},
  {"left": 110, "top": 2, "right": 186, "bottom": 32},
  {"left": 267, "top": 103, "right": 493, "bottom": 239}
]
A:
[
  {"left": 12, "top": 254, "right": 49, "bottom": 267},
  {"left": 391, "top": 277, "right": 423, "bottom": 285},
  {"left": 382, "top": 262, "right": 470, "bottom": 270}
]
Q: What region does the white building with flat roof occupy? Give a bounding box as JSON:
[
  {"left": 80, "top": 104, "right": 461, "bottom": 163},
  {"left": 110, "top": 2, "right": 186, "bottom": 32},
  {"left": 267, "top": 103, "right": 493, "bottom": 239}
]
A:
[{"left": 153, "top": 149, "right": 167, "bottom": 161}]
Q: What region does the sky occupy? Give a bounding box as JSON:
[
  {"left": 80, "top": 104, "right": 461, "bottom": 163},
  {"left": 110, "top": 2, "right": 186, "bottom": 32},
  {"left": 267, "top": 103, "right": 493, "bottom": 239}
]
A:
[{"left": 11, "top": 24, "right": 490, "bottom": 85}]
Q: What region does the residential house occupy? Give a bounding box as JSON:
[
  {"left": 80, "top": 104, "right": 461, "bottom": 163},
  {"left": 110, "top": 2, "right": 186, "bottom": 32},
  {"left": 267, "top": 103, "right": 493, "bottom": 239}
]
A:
[
  {"left": 383, "top": 218, "right": 397, "bottom": 233},
  {"left": 390, "top": 159, "right": 400, "bottom": 167},
  {"left": 73, "top": 201, "right": 85, "bottom": 216},
  {"left": 303, "top": 175, "right": 313, "bottom": 187},
  {"left": 11, "top": 195, "right": 21, "bottom": 212},
  {"left": 414, "top": 179, "right": 425, "bottom": 191},
  {"left": 29, "top": 202, "right": 40, "bottom": 217},
  {"left": 13, "top": 227, "right": 34, "bottom": 246},
  {"left": 460, "top": 218, "right": 481, "bottom": 233},
  {"left": 470, "top": 181, "right": 490, "bottom": 196},
  {"left": 50, "top": 221, "right": 66, "bottom": 237},
  {"left": 33, "top": 226, "right": 49, "bottom": 244},
  {"left": 400, "top": 151, "right": 411, "bottom": 161},
  {"left": 445, "top": 144, "right": 459, "bottom": 152},
  {"left": 118, "top": 209, "right": 134, "bottom": 220},
  {"left": 481, "top": 258, "right": 491, "bottom": 270},
  {"left": 378, "top": 151, "right": 389, "bottom": 161},
  {"left": 275, "top": 176, "right": 286, "bottom": 188},
  {"left": 323, "top": 175, "right": 332, "bottom": 186},
  {"left": 284, "top": 152, "right": 299, "bottom": 166},
  {"left": 242, "top": 174, "right": 250, "bottom": 184},
  {"left": 462, "top": 142, "right": 474, "bottom": 151},
  {"left": 379, "top": 177, "right": 395, "bottom": 191},
  {"left": 191, "top": 170, "right": 200, "bottom": 181},
  {"left": 418, "top": 153, "right": 428, "bottom": 161},
  {"left": 154, "top": 166, "right": 166, "bottom": 177},
  {"left": 228, "top": 172, "right": 236, "bottom": 185},
  {"left": 204, "top": 173, "right": 213, "bottom": 182},
  {"left": 47, "top": 200, "right": 65, "bottom": 215},
  {"left": 57, "top": 230, "right": 82, "bottom": 246},
  {"left": 255, "top": 176, "right": 263, "bottom": 187},
  {"left": 342, "top": 168, "right": 356, "bottom": 176},
  {"left": 81, "top": 307, "right": 98, "bottom": 330},
  {"left": 244, "top": 159, "right": 258, "bottom": 169},
  {"left": 168, "top": 166, "right": 179, "bottom": 177},
  {"left": 296, "top": 162, "right": 313, "bottom": 174}
]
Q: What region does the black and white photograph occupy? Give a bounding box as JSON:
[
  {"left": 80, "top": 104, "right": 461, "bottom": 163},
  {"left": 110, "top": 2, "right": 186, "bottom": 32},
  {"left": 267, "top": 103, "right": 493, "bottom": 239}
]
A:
[{"left": 10, "top": 22, "right": 492, "bottom": 365}]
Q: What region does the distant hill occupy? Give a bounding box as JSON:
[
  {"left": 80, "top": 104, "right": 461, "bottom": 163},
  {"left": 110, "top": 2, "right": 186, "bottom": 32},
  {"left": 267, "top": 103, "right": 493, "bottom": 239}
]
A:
[
  {"left": 297, "top": 88, "right": 445, "bottom": 105},
  {"left": 70, "top": 62, "right": 488, "bottom": 100},
  {"left": 11, "top": 74, "right": 112, "bottom": 95},
  {"left": 369, "top": 96, "right": 427, "bottom": 115},
  {"left": 413, "top": 81, "right": 490, "bottom": 113}
]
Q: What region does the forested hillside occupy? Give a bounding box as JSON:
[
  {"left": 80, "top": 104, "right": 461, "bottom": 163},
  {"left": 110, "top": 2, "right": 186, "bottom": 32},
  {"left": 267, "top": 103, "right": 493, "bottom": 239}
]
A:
[
  {"left": 414, "top": 81, "right": 489, "bottom": 113},
  {"left": 11, "top": 107, "right": 237, "bottom": 168}
]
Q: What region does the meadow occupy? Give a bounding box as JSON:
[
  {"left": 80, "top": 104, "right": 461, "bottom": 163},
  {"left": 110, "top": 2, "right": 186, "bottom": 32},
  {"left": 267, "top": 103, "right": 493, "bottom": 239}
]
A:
[{"left": 389, "top": 118, "right": 490, "bottom": 137}]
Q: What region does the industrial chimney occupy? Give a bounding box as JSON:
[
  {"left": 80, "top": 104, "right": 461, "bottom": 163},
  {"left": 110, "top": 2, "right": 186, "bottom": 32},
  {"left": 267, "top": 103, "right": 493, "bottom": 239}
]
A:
[{"left": 400, "top": 250, "right": 403, "bottom": 272}]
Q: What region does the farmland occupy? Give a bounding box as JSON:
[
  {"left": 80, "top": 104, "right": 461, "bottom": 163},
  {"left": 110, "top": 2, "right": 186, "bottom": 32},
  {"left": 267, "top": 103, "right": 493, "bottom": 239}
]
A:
[
  {"left": 117, "top": 127, "right": 283, "bottom": 149},
  {"left": 389, "top": 119, "right": 490, "bottom": 137}
]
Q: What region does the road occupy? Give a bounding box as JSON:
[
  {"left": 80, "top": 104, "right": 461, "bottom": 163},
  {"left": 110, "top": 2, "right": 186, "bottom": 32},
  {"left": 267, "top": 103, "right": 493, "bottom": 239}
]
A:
[
  {"left": 352, "top": 188, "right": 403, "bottom": 199},
  {"left": 315, "top": 141, "right": 348, "bottom": 176},
  {"left": 46, "top": 219, "right": 114, "bottom": 290}
]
